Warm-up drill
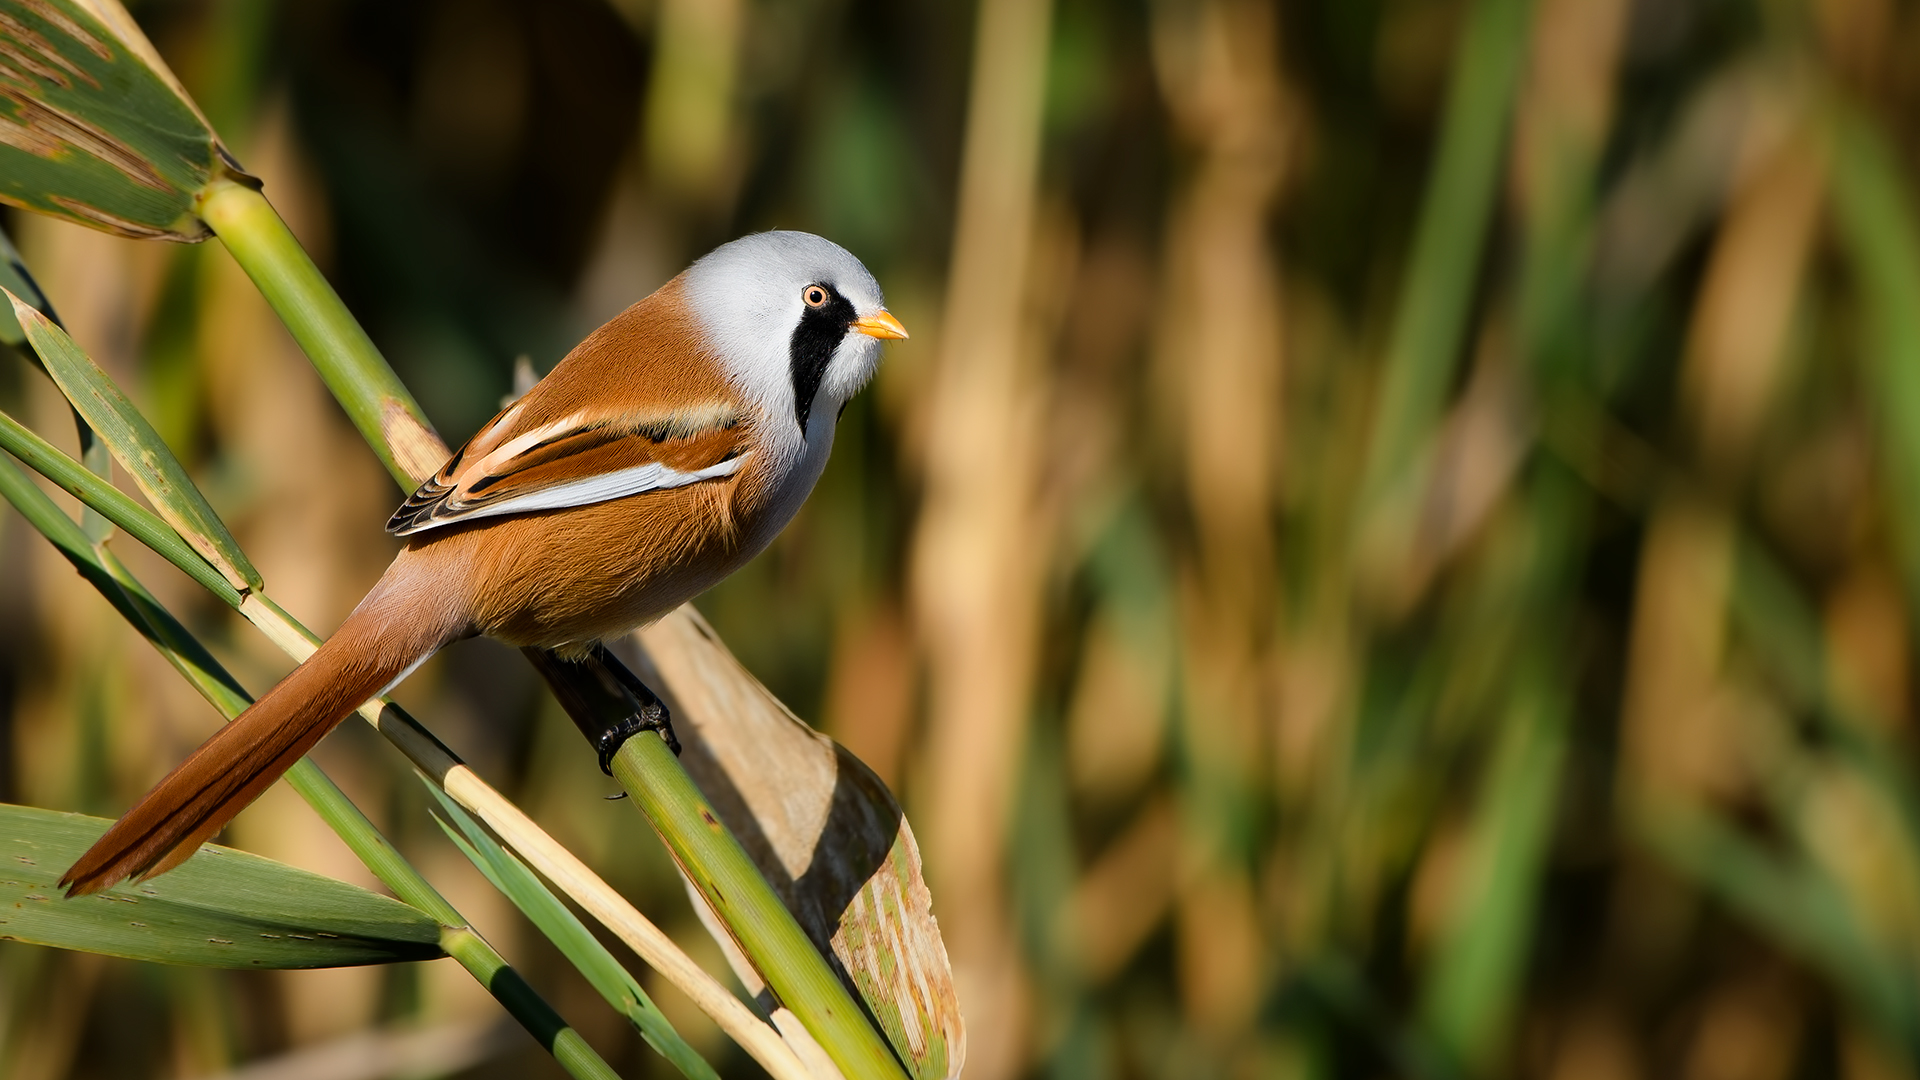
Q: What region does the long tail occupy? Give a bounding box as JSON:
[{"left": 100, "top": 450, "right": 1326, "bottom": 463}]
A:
[{"left": 61, "top": 563, "right": 463, "bottom": 897}]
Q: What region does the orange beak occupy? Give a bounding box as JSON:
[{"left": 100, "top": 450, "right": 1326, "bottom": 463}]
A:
[{"left": 850, "top": 310, "right": 909, "bottom": 340}]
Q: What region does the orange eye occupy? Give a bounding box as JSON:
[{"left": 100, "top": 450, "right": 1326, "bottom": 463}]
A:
[{"left": 803, "top": 284, "right": 829, "bottom": 308}]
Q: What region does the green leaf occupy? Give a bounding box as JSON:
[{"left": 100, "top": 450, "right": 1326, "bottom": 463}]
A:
[
  {"left": 0, "top": 0, "right": 247, "bottom": 240},
  {"left": 0, "top": 395, "right": 239, "bottom": 605},
  {"left": 0, "top": 803, "right": 444, "bottom": 968},
  {"left": 425, "top": 784, "right": 721, "bottom": 1080},
  {"left": 1418, "top": 670, "right": 1566, "bottom": 1069},
  {"left": 1356, "top": 0, "right": 1535, "bottom": 558},
  {"left": 7, "top": 291, "right": 262, "bottom": 592},
  {"left": 0, "top": 220, "right": 115, "bottom": 542},
  {"left": 1831, "top": 105, "right": 1920, "bottom": 620},
  {"left": 0, "top": 225, "right": 53, "bottom": 347},
  {"left": 1636, "top": 798, "right": 1917, "bottom": 1039}
]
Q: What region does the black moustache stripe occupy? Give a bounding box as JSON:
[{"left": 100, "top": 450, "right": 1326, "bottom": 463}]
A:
[{"left": 789, "top": 287, "right": 856, "bottom": 434}]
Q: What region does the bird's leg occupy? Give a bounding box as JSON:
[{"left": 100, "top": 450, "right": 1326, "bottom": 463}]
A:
[
  {"left": 586, "top": 643, "right": 682, "bottom": 768},
  {"left": 521, "top": 645, "right": 683, "bottom": 785}
]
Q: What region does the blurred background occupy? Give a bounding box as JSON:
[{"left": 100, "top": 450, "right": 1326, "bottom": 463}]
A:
[{"left": 3, "top": 0, "right": 1920, "bottom": 1077}]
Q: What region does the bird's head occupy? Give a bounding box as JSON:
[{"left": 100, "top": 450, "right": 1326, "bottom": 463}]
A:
[{"left": 681, "top": 231, "right": 907, "bottom": 444}]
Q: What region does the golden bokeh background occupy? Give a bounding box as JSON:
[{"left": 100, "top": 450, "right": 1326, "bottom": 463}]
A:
[{"left": 5, "top": 0, "right": 1920, "bottom": 1077}]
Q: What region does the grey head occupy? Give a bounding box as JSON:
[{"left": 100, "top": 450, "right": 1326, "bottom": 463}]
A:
[{"left": 680, "top": 231, "right": 902, "bottom": 449}]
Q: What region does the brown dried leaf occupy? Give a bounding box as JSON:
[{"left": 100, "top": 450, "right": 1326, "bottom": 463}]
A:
[{"left": 629, "top": 607, "right": 965, "bottom": 1080}]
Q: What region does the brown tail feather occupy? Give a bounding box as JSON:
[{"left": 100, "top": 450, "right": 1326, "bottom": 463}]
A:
[{"left": 61, "top": 572, "right": 461, "bottom": 897}]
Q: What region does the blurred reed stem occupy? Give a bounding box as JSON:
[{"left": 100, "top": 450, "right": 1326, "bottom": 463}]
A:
[
  {"left": 1357, "top": 0, "right": 1534, "bottom": 565},
  {"left": 913, "top": 0, "right": 1057, "bottom": 1070},
  {"left": 1829, "top": 105, "right": 1920, "bottom": 612}
]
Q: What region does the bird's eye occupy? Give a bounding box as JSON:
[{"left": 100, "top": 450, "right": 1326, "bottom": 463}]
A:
[{"left": 802, "top": 284, "right": 830, "bottom": 308}]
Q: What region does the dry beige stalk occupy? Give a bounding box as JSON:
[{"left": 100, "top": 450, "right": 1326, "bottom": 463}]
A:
[
  {"left": 1151, "top": 0, "right": 1289, "bottom": 1040},
  {"left": 907, "top": 0, "right": 1058, "bottom": 1074},
  {"left": 1681, "top": 104, "right": 1825, "bottom": 471},
  {"left": 1618, "top": 496, "right": 1743, "bottom": 805}
]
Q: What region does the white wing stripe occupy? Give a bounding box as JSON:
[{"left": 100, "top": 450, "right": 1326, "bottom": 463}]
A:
[
  {"left": 472, "top": 413, "right": 592, "bottom": 480},
  {"left": 434, "top": 454, "right": 748, "bottom": 527}
]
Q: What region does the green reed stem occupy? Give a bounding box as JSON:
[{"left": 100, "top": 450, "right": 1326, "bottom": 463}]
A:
[
  {"left": 611, "top": 735, "right": 909, "bottom": 1080},
  {"left": 197, "top": 179, "right": 439, "bottom": 489}
]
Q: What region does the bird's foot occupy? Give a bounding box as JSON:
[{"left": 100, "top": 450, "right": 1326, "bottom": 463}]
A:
[{"left": 595, "top": 699, "right": 681, "bottom": 776}]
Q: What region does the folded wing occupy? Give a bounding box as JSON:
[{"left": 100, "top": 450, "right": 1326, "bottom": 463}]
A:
[{"left": 388, "top": 401, "right": 749, "bottom": 536}]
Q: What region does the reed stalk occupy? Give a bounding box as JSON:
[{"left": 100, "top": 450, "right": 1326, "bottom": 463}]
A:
[
  {"left": 612, "top": 735, "right": 907, "bottom": 1080},
  {"left": 196, "top": 180, "right": 444, "bottom": 487}
]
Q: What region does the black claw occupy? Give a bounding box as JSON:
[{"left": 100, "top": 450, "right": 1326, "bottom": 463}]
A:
[{"left": 594, "top": 700, "right": 681, "bottom": 776}]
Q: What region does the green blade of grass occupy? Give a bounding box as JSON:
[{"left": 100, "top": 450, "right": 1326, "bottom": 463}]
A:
[
  {"left": 0, "top": 804, "right": 443, "bottom": 969},
  {"left": 1634, "top": 798, "right": 1915, "bottom": 1039},
  {"left": 427, "top": 784, "right": 721, "bottom": 1080},
  {"left": 0, "top": 228, "right": 55, "bottom": 349},
  {"left": 0, "top": 450, "right": 247, "bottom": 712},
  {"left": 8, "top": 292, "right": 261, "bottom": 592},
  {"left": 0, "top": 404, "right": 239, "bottom": 606},
  {"left": 1417, "top": 665, "right": 1566, "bottom": 1070},
  {"left": 1829, "top": 104, "right": 1920, "bottom": 616},
  {"left": 0, "top": 222, "right": 116, "bottom": 543},
  {"left": 1730, "top": 536, "right": 1920, "bottom": 926},
  {"left": 1357, "top": 0, "right": 1536, "bottom": 544}
]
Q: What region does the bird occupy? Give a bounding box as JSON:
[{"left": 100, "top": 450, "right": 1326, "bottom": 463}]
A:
[{"left": 60, "top": 231, "right": 907, "bottom": 897}]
